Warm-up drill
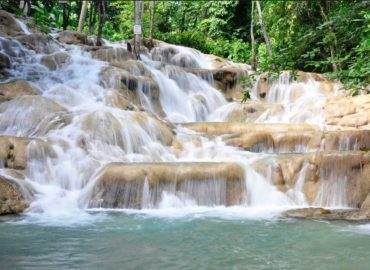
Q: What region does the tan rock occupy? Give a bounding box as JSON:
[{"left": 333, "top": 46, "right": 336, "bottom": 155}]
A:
[
  {"left": 56, "top": 31, "right": 88, "bottom": 45},
  {"left": 89, "top": 162, "right": 246, "bottom": 209},
  {"left": 0, "top": 80, "right": 40, "bottom": 103},
  {"left": 41, "top": 52, "right": 70, "bottom": 70},
  {"left": 0, "top": 10, "right": 23, "bottom": 37},
  {"left": 16, "top": 33, "right": 59, "bottom": 54}
]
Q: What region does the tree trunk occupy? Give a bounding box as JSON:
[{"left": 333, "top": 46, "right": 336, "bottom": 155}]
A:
[
  {"left": 149, "top": 0, "right": 155, "bottom": 49},
  {"left": 250, "top": 1, "right": 257, "bottom": 71},
  {"left": 62, "top": 3, "right": 69, "bottom": 31},
  {"left": 78, "top": 0, "right": 88, "bottom": 33},
  {"left": 88, "top": 0, "right": 96, "bottom": 35},
  {"left": 96, "top": 0, "right": 105, "bottom": 46},
  {"left": 319, "top": 2, "right": 338, "bottom": 72},
  {"left": 134, "top": 0, "right": 143, "bottom": 59},
  {"left": 256, "top": 1, "right": 273, "bottom": 65}
]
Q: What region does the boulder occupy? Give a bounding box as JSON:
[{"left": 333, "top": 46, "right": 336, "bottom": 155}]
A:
[
  {"left": 40, "top": 52, "right": 70, "bottom": 70},
  {"left": 0, "top": 136, "right": 54, "bottom": 170},
  {"left": 0, "top": 80, "right": 40, "bottom": 103},
  {"left": 0, "top": 52, "right": 11, "bottom": 76},
  {"left": 56, "top": 31, "right": 89, "bottom": 45},
  {"left": 0, "top": 172, "right": 30, "bottom": 215},
  {"left": 100, "top": 67, "right": 164, "bottom": 116},
  {"left": 89, "top": 162, "right": 245, "bottom": 209},
  {"left": 88, "top": 46, "right": 135, "bottom": 62},
  {"left": 0, "top": 10, "right": 23, "bottom": 37},
  {"left": 0, "top": 96, "right": 66, "bottom": 137},
  {"left": 16, "top": 33, "right": 59, "bottom": 54}
]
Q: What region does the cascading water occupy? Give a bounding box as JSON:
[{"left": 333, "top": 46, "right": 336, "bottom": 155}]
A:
[{"left": 0, "top": 20, "right": 356, "bottom": 222}]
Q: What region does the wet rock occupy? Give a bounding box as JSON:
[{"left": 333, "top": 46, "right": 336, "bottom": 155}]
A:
[
  {"left": 0, "top": 171, "right": 31, "bottom": 215},
  {"left": 100, "top": 67, "right": 164, "bottom": 116},
  {"left": 89, "top": 162, "right": 245, "bottom": 209},
  {"left": 88, "top": 46, "right": 135, "bottom": 63},
  {"left": 0, "top": 96, "right": 66, "bottom": 137},
  {"left": 284, "top": 207, "right": 331, "bottom": 218},
  {"left": 41, "top": 52, "right": 70, "bottom": 70},
  {"left": 0, "top": 10, "right": 23, "bottom": 37},
  {"left": 16, "top": 33, "right": 59, "bottom": 54},
  {"left": 0, "top": 136, "right": 53, "bottom": 170},
  {"left": 224, "top": 130, "right": 370, "bottom": 153},
  {"left": 256, "top": 71, "right": 342, "bottom": 99},
  {"left": 183, "top": 122, "right": 317, "bottom": 137},
  {"left": 0, "top": 80, "right": 40, "bottom": 104},
  {"left": 252, "top": 151, "right": 370, "bottom": 206},
  {"left": 104, "top": 90, "right": 135, "bottom": 110},
  {"left": 284, "top": 207, "right": 370, "bottom": 221},
  {"left": 78, "top": 110, "right": 174, "bottom": 152},
  {"left": 0, "top": 52, "right": 11, "bottom": 76},
  {"left": 56, "top": 31, "right": 89, "bottom": 45}
]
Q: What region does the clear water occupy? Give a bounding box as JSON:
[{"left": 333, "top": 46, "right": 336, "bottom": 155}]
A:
[{"left": 1, "top": 212, "right": 370, "bottom": 270}]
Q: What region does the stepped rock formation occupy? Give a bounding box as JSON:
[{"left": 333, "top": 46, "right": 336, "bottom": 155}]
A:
[
  {"left": 1, "top": 10, "right": 370, "bottom": 220},
  {"left": 89, "top": 162, "right": 245, "bottom": 208}
]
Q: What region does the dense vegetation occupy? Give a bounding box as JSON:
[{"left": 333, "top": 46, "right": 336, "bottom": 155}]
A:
[{"left": 1, "top": 0, "right": 369, "bottom": 92}]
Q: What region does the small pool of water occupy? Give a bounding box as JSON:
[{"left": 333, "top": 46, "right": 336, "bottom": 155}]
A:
[{"left": 1, "top": 211, "right": 370, "bottom": 270}]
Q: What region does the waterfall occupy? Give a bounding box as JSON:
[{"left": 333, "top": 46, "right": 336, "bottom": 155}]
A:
[{"left": 0, "top": 18, "right": 359, "bottom": 219}]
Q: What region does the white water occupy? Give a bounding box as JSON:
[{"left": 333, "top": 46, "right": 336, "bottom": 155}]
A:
[{"left": 0, "top": 22, "right": 352, "bottom": 221}]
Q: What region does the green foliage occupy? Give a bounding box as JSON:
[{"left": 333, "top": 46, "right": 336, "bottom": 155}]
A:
[{"left": 31, "top": 1, "right": 64, "bottom": 33}]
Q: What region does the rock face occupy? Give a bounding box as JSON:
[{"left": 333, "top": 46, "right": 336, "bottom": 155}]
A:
[
  {"left": 0, "top": 172, "right": 29, "bottom": 215},
  {"left": 0, "top": 80, "right": 40, "bottom": 103},
  {"left": 100, "top": 66, "right": 165, "bottom": 116},
  {"left": 325, "top": 94, "right": 370, "bottom": 129},
  {"left": 89, "top": 162, "right": 245, "bottom": 209},
  {"left": 0, "top": 10, "right": 23, "bottom": 37},
  {"left": 252, "top": 151, "right": 370, "bottom": 208}
]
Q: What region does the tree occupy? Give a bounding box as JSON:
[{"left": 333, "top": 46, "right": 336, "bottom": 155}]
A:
[
  {"left": 78, "top": 0, "right": 88, "bottom": 33},
  {"left": 96, "top": 0, "right": 106, "bottom": 46},
  {"left": 318, "top": 1, "right": 338, "bottom": 72},
  {"left": 250, "top": 0, "right": 256, "bottom": 71},
  {"left": 149, "top": 0, "right": 155, "bottom": 49},
  {"left": 256, "top": 1, "right": 273, "bottom": 66}
]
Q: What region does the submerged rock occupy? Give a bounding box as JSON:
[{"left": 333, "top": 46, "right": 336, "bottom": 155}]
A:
[{"left": 89, "top": 162, "right": 245, "bottom": 209}]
